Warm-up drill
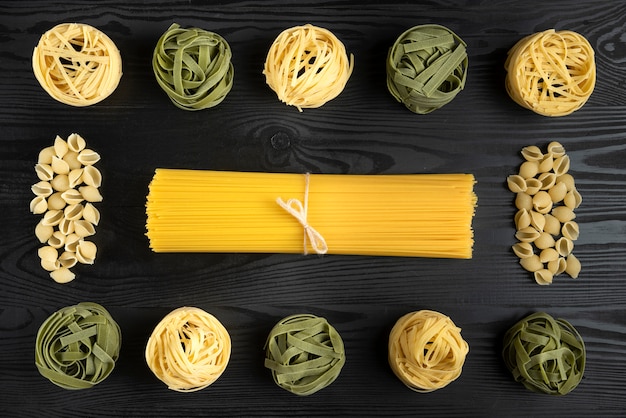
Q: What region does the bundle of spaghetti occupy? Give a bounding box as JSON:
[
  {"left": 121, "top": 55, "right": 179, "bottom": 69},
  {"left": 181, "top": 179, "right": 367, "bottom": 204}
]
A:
[
  {"left": 153, "top": 23, "right": 234, "bottom": 110},
  {"left": 502, "top": 312, "right": 586, "bottom": 395},
  {"left": 388, "top": 310, "right": 469, "bottom": 392},
  {"left": 145, "top": 169, "right": 477, "bottom": 258},
  {"left": 505, "top": 29, "right": 595, "bottom": 117},
  {"left": 35, "top": 302, "right": 121, "bottom": 390},
  {"left": 387, "top": 25, "right": 468, "bottom": 114},
  {"left": 264, "top": 314, "right": 345, "bottom": 396},
  {"left": 145, "top": 307, "right": 231, "bottom": 392},
  {"left": 263, "top": 24, "right": 354, "bottom": 111},
  {"left": 32, "top": 23, "right": 122, "bottom": 106}
]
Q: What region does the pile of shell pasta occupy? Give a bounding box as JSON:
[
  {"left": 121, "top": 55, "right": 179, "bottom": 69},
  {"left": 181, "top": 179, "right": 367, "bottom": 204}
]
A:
[
  {"left": 30, "top": 134, "right": 102, "bottom": 283},
  {"left": 508, "top": 142, "right": 582, "bottom": 285}
]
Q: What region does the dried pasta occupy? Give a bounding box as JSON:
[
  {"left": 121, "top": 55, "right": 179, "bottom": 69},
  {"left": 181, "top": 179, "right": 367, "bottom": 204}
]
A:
[
  {"left": 264, "top": 314, "right": 345, "bottom": 396},
  {"left": 388, "top": 310, "right": 469, "bottom": 392},
  {"left": 502, "top": 312, "right": 586, "bottom": 395},
  {"left": 32, "top": 23, "right": 122, "bottom": 106},
  {"left": 35, "top": 302, "right": 121, "bottom": 390},
  {"left": 263, "top": 24, "right": 354, "bottom": 111},
  {"left": 30, "top": 134, "right": 102, "bottom": 283},
  {"left": 387, "top": 24, "right": 468, "bottom": 114},
  {"left": 153, "top": 23, "right": 234, "bottom": 110},
  {"left": 145, "top": 169, "right": 477, "bottom": 258},
  {"left": 145, "top": 307, "right": 231, "bottom": 392},
  {"left": 507, "top": 142, "right": 582, "bottom": 283},
  {"left": 505, "top": 29, "right": 595, "bottom": 117}
]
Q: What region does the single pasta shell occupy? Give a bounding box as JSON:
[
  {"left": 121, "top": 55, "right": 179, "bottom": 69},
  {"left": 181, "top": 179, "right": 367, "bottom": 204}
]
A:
[
  {"left": 61, "top": 189, "right": 84, "bottom": 205},
  {"left": 83, "top": 202, "right": 100, "bottom": 226},
  {"left": 50, "top": 174, "right": 70, "bottom": 192},
  {"left": 30, "top": 196, "right": 48, "bottom": 214},
  {"left": 521, "top": 145, "right": 543, "bottom": 161},
  {"left": 552, "top": 206, "right": 576, "bottom": 223},
  {"left": 50, "top": 267, "right": 76, "bottom": 284},
  {"left": 515, "top": 192, "right": 533, "bottom": 211},
  {"left": 47, "top": 192, "right": 67, "bottom": 210},
  {"left": 538, "top": 155, "right": 554, "bottom": 173},
  {"left": 553, "top": 155, "right": 570, "bottom": 176},
  {"left": 77, "top": 149, "right": 101, "bottom": 166},
  {"left": 53, "top": 135, "right": 68, "bottom": 158},
  {"left": 64, "top": 203, "right": 84, "bottom": 221},
  {"left": 543, "top": 213, "right": 561, "bottom": 236},
  {"left": 547, "top": 141, "right": 566, "bottom": 157},
  {"left": 82, "top": 165, "right": 102, "bottom": 188},
  {"left": 42, "top": 209, "right": 63, "bottom": 226},
  {"left": 35, "top": 221, "right": 54, "bottom": 243},
  {"left": 74, "top": 219, "right": 96, "bottom": 237},
  {"left": 534, "top": 269, "right": 553, "bottom": 285},
  {"left": 520, "top": 254, "right": 543, "bottom": 272},
  {"left": 51, "top": 156, "right": 70, "bottom": 175},
  {"left": 48, "top": 231, "right": 66, "bottom": 249},
  {"left": 565, "top": 254, "right": 581, "bottom": 279},
  {"left": 41, "top": 258, "right": 61, "bottom": 272},
  {"left": 38, "top": 146, "right": 56, "bottom": 164},
  {"left": 31, "top": 181, "right": 53, "bottom": 197},
  {"left": 67, "top": 133, "right": 86, "bottom": 152},
  {"left": 58, "top": 217, "right": 75, "bottom": 236},
  {"left": 38, "top": 245, "right": 58, "bottom": 262},
  {"left": 514, "top": 208, "right": 531, "bottom": 230},
  {"left": 539, "top": 247, "right": 559, "bottom": 263},
  {"left": 564, "top": 189, "right": 582, "bottom": 209},
  {"left": 65, "top": 233, "right": 81, "bottom": 252},
  {"left": 525, "top": 178, "right": 542, "bottom": 195},
  {"left": 555, "top": 237, "right": 574, "bottom": 257},
  {"left": 58, "top": 251, "right": 78, "bottom": 268},
  {"left": 548, "top": 257, "right": 567, "bottom": 276},
  {"left": 562, "top": 221, "right": 580, "bottom": 241},
  {"left": 76, "top": 240, "right": 97, "bottom": 264},
  {"left": 63, "top": 151, "right": 82, "bottom": 170},
  {"left": 519, "top": 161, "right": 539, "bottom": 179},
  {"left": 507, "top": 175, "right": 527, "bottom": 193},
  {"left": 515, "top": 226, "right": 541, "bottom": 243},
  {"left": 534, "top": 232, "right": 555, "bottom": 250},
  {"left": 538, "top": 172, "right": 556, "bottom": 190},
  {"left": 529, "top": 210, "right": 546, "bottom": 232},
  {"left": 532, "top": 191, "right": 552, "bottom": 214},
  {"left": 68, "top": 168, "right": 84, "bottom": 188},
  {"left": 557, "top": 174, "right": 575, "bottom": 191},
  {"left": 35, "top": 163, "right": 54, "bottom": 181},
  {"left": 548, "top": 181, "right": 568, "bottom": 203},
  {"left": 79, "top": 186, "right": 103, "bottom": 203},
  {"left": 512, "top": 242, "right": 534, "bottom": 258}
]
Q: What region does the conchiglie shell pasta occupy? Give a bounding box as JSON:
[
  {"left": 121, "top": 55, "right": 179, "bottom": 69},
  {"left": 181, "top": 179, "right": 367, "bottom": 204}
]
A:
[
  {"left": 30, "top": 196, "right": 48, "bottom": 214},
  {"left": 38, "top": 146, "right": 56, "bottom": 165},
  {"left": 76, "top": 240, "right": 97, "bottom": 264},
  {"left": 515, "top": 193, "right": 533, "bottom": 211},
  {"left": 74, "top": 220, "right": 96, "bottom": 237},
  {"left": 67, "top": 133, "right": 86, "bottom": 152},
  {"left": 514, "top": 209, "right": 531, "bottom": 230},
  {"left": 63, "top": 151, "right": 82, "bottom": 170},
  {"left": 47, "top": 192, "right": 66, "bottom": 210},
  {"left": 525, "top": 178, "right": 542, "bottom": 195},
  {"left": 515, "top": 226, "right": 541, "bottom": 243},
  {"left": 562, "top": 221, "right": 580, "bottom": 241},
  {"left": 35, "top": 164, "right": 54, "bottom": 181},
  {"left": 79, "top": 186, "right": 103, "bottom": 202},
  {"left": 82, "top": 166, "right": 102, "bottom": 187},
  {"left": 553, "top": 155, "right": 570, "bottom": 176},
  {"left": 35, "top": 221, "right": 54, "bottom": 243},
  {"left": 77, "top": 149, "right": 100, "bottom": 166},
  {"left": 50, "top": 267, "right": 75, "bottom": 284},
  {"left": 552, "top": 206, "right": 576, "bottom": 223},
  {"left": 521, "top": 146, "right": 543, "bottom": 161},
  {"left": 82, "top": 203, "right": 100, "bottom": 226},
  {"left": 534, "top": 232, "right": 555, "bottom": 250},
  {"left": 565, "top": 254, "right": 582, "bottom": 278},
  {"left": 564, "top": 189, "right": 582, "bottom": 209},
  {"left": 512, "top": 242, "right": 534, "bottom": 258},
  {"left": 534, "top": 269, "right": 553, "bottom": 285},
  {"left": 555, "top": 237, "right": 574, "bottom": 257},
  {"left": 50, "top": 174, "right": 70, "bottom": 192},
  {"left": 539, "top": 247, "right": 559, "bottom": 263},
  {"left": 32, "top": 181, "right": 53, "bottom": 197},
  {"left": 519, "top": 161, "right": 539, "bottom": 179},
  {"left": 532, "top": 191, "right": 553, "bottom": 214},
  {"left": 520, "top": 255, "right": 543, "bottom": 272},
  {"left": 507, "top": 175, "right": 527, "bottom": 193},
  {"left": 548, "top": 257, "right": 567, "bottom": 276},
  {"left": 53, "top": 136, "right": 68, "bottom": 158},
  {"left": 61, "top": 189, "right": 84, "bottom": 205},
  {"left": 547, "top": 141, "right": 565, "bottom": 157}
]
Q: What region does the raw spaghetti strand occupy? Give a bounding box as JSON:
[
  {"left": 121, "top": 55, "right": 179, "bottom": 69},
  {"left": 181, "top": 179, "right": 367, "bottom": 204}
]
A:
[
  {"left": 32, "top": 23, "right": 122, "bottom": 106},
  {"left": 505, "top": 29, "right": 595, "bottom": 117},
  {"left": 145, "top": 169, "right": 477, "bottom": 258},
  {"left": 388, "top": 310, "right": 469, "bottom": 392},
  {"left": 263, "top": 24, "right": 354, "bottom": 111},
  {"left": 145, "top": 307, "right": 231, "bottom": 392}
]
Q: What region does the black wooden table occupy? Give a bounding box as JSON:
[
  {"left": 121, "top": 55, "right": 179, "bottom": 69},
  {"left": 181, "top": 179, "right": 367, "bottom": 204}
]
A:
[{"left": 1, "top": 1, "right": 625, "bottom": 416}]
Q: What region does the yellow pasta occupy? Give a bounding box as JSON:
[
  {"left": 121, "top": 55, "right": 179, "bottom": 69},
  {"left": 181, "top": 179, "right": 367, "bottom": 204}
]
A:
[
  {"left": 505, "top": 29, "right": 595, "bottom": 117},
  {"left": 145, "top": 307, "right": 231, "bottom": 392},
  {"left": 263, "top": 24, "right": 354, "bottom": 111},
  {"left": 32, "top": 23, "right": 122, "bottom": 106},
  {"left": 146, "top": 169, "right": 477, "bottom": 258},
  {"left": 388, "top": 310, "right": 469, "bottom": 392}
]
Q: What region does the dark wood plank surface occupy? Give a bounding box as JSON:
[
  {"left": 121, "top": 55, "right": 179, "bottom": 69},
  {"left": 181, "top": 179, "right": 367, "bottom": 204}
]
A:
[{"left": 1, "top": 1, "right": 625, "bottom": 416}]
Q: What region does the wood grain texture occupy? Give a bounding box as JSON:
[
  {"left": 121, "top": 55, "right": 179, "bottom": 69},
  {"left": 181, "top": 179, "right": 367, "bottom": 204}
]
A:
[{"left": 1, "top": 0, "right": 625, "bottom": 416}]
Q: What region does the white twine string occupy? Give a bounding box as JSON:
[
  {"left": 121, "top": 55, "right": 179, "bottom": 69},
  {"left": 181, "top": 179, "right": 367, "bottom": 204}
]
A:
[{"left": 276, "top": 173, "right": 328, "bottom": 255}]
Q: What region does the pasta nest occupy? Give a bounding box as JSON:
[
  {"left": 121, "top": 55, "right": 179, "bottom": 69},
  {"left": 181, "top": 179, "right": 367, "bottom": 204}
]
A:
[
  {"left": 386, "top": 24, "right": 468, "bottom": 114},
  {"left": 153, "top": 23, "right": 234, "bottom": 111},
  {"left": 388, "top": 310, "right": 469, "bottom": 392},
  {"left": 263, "top": 24, "right": 354, "bottom": 111},
  {"left": 264, "top": 314, "right": 346, "bottom": 396},
  {"left": 145, "top": 307, "right": 231, "bottom": 392},
  {"left": 505, "top": 29, "right": 596, "bottom": 117},
  {"left": 502, "top": 312, "right": 586, "bottom": 395},
  {"left": 35, "top": 302, "right": 121, "bottom": 390},
  {"left": 32, "top": 23, "right": 122, "bottom": 106}
]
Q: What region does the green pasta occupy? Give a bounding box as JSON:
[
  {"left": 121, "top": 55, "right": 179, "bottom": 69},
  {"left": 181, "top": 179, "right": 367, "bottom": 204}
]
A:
[
  {"left": 502, "top": 312, "right": 586, "bottom": 395},
  {"left": 35, "top": 302, "right": 121, "bottom": 390},
  {"left": 386, "top": 24, "right": 468, "bottom": 114},
  {"left": 153, "top": 23, "right": 234, "bottom": 110},
  {"left": 264, "top": 314, "right": 345, "bottom": 396}
]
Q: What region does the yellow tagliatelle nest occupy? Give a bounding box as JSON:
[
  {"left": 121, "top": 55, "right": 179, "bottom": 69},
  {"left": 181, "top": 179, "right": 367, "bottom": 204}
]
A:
[
  {"left": 32, "top": 23, "right": 122, "bottom": 106},
  {"left": 145, "top": 307, "right": 231, "bottom": 392},
  {"left": 389, "top": 310, "right": 469, "bottom": 392},
  {"left": 263, "top": 24, "right": 354, "bottom": 111},
  {"left": 505, "top": 29, "right": 595, "bottom": 117}
]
